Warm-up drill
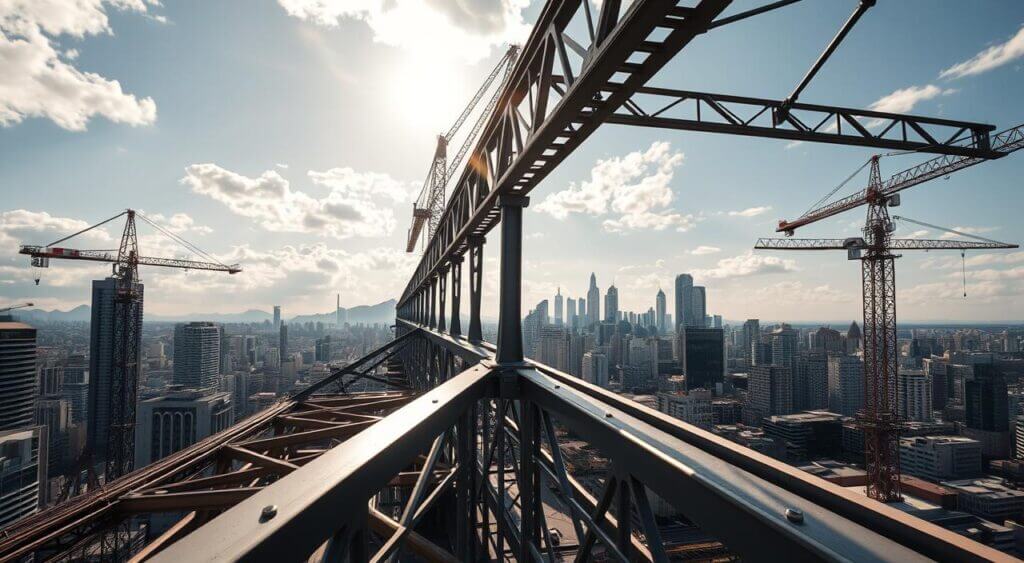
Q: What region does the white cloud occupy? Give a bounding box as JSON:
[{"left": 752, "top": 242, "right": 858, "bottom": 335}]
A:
[
  {"left": 750, "top": 281, "right": 851, "bottom": 305},
  {"left": 0, "top": 0, "right": 160, "bottom": 131},
  {"left": 693, "top": 251, "right": 798, "bottom": 279},
  {"left": 868, "top": 85, "right": 954, "bottom": 115},
  {"left": 689, "top": 245, "right": 720, "bottom": 255},
  {"left": 140, "top": 212, "right": 213, "bottom": 235},
  {"left": 0, "top": 209, "right": 113, "bottom": 254},
  {"left": 940, "top": 25, "right": 1024, "bottom": 80},
  {"left": 728, "top": 206, "right": 771, "bottom": 218},
  {"left": 938, "top": 225, "right": 998, "bottom": 240},
  {"left": 181, "top": 163, "right": 415, "bottom": 239},
  {"left": 277, "top": 0, "right": 530, "bottom": 62},
  {"left": 536, "top": 141, "right": 696, "bottom": 233}
]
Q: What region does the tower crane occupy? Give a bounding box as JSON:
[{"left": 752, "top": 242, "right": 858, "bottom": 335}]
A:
[
  {"left": 407, "top": 45, "right": 519, "bottom": 252},
  {"left": 0, "top": 302, "right": 33, "bottom": 314},
  {"left": 756, "top": 123, "right": 1024, "bottom": 503},
  {"left": 19, "top": 209, "right": 240, "bottom": 484}
]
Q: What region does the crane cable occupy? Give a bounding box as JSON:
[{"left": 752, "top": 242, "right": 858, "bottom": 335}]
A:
[
  {"left": 892, "top": 215, "right": 1009, "bottom": 245},
  {"left": 45, "top": 210, "right": 127, "bottom": 248},
  {"left": 801, "top": 157, "right": 871, "bottom": 218},
  {"left": 136, "top": 212, "right": 228, "bottom": 268}
]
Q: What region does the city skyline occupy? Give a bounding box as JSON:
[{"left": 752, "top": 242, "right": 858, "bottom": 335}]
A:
[{"left": 0, "top": 2, "right": 1022, "bottom": 321}]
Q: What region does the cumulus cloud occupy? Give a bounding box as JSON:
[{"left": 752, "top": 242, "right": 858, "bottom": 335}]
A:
[
  {"left": 0, "top": 209, "right": 113, "bottom": 253},
  {"left": 536, "top": 141, "right": 697, "bottom": 233},
  {"left": 868, "top": 85, "right": 955, "bottom": 114},
  {"left": 750, "top": 281, "right": 850, "bottom": 305},
  {"left": 693, "top": 251, "right": 798, "bottom": 279},
  {"left": 278, "top": 0, "right": 530, "bottom": 62},
  {"left": 140, "top": 212, "right": 213, "bottom": 235},
  {"left": 728, "top": 206, "right": 771, "bottom": 218},
  {"left": 938, "top": 225, "right": 998, "bottom": 240},
  {"left": 0, "top": 0, "right": 160, "bottom": 130},
  {"left": 181, "top": 164, "right": 415, "bottom": 239},
  {"left": 689, "top": 246, "right": 720, "bottom": 255},
  {"left": 940, "top": 25, "right": 1024, "bottom": 80}
]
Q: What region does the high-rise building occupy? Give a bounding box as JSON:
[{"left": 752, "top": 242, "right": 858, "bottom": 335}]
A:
[
  {"left": 61, "top": 358, "right": 89, "bottom": 426},
  {"left": 898, "top": 370, "right": 933, "bottom": 422},
  {"left": 87, "top": 277, "right": 143, "bottom": 468},
  {"left": 690, "top": 286, "right": 707, "bottom": 328},
  {"left": 566, "top": 297, "right": 577, "bottom": 331},
  {"left": 680, "top": 328, "right": 724, "bottom": 392},
  {"left": 809, "top": 327, "right": 843, "bottom": 354},
  {"left": 0, "top": 321, "right": 37, "bottom": 431},
  {"left": 538, "top": 326, "right": 568, "bottom": 372},
  {"left": 279, "top": 323, "right": 288, "bottom": 365},
  {"left": 604, "top": 284, "right": 619, "bottom": 323},
  {"left": 581, "top": 352, "right": 609, "bottom": 388},
  {"left": 0, "top": 427, "right": 46, "bottom": 528},
  {"left": 795, "top": 354, "right": 829, "bottom": 411},
  {"left": 742, "top": 319, "right": 759, "bottom": 368},
  {"left": 965, "top": 365, "right": 1009, "bottom": 432},
  {"left": 674, "top": 274, "right": 693, "bottom": 331},
  {"left": 655, "top": 289, "right": 667, "bottom": 334},
  {"left": 745, "top": 365, "right": 793, "bottom": 425},
  {"left": 587, "top": 274, "right": 600, "bottom": 328},
  {"left": 657, "top": 390, "right": 713, "bottom": 429},
  {"left": 712, "top": 315, "right": 722, "bottom": 329},
  {"left": 173, "top": 322, "right": 221, "bottom": 390},
  {"left": 35, "top": 398, "right": 70, "bottom": 477},
  {"left": 828, "top": 355, "right": 863, "bottom": 417},
  {"left": 770, "top": 326, "right": 798, "bottom": 380},
  {"left": 134, "top": 390, "right": 234, "bottom": 468},
  {"left": 553, "top": 288, "right": 563, "bottom": 326},
  {"left": 900, "top": 436, "right": 981, "bottom": 481},
  {"left": 846, "top": 321, "right": 862, "bottom": 353}
]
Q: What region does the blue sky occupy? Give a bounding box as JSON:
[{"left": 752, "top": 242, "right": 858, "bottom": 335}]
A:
[{"left": 0, "top": 1, "right": 1022, "bottom": 322}]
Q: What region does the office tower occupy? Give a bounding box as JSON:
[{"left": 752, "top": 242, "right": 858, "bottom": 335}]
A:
[
  {"left": 656, "top": 288, "right": 667, "bottom": 334},
  {"left": 87, "top": 277, "right": 144, "bottom": 470},
  {"left": 674, "top": 274, "right": 693, "bottom": 330},
  {"left": 173, "top": 322, "right": 222, "bottom": 390},
  {"left": 279, "top": 323, "right": 288, "bottom": 364},
  {"left": 657, "top": 389, "right": 713, "bottom": 429},
  {"left": 795, "top": 354, "right": 829, "bottom": 411},
  {"left": 554, "top": 288, "right": 563, "bottom": 326},
  {"left": 0, "top": 321, "right": 38, "bottom": 430},
  {"left": 538, "top": 326, "right": 569, "bottom": 372},
  {"left": 691, "top": 286, "right": 707, "bottom": 328},
  {"left": 898, "top": 370, "right": 932, "bottom": 422},
  {"left": 965, "top": 365, "right": 1009, "bottom": 432},
  {"left": 923, "top": 358, "right": 950, "bottom": 410},
  {"left": 846, "top": 321, "right": 862, "bottom": 353},
  {"left": 770, "top": 326, "right": 798, "bottom": 379},
  {"left": 713, "top": 315, "right": 722, "bottom": 329},
  {"left": 742, "top": 319, "right": 759, "bottom": 368},
  {"left": 604, "top": 284, "right": 619, "bottom": 323},
  {"left": 809, "top": 327, "right": 843, "bottom": 354},
  {"left": 745, "top": 365, "right": 793, "bottom": 425},
  {"left": 567, "top": 332, "right": 585, "bottom": 377},
  {"left": 827, "top": 355, "right": 864, "bottom": 417},
  {"left": 62, "top": 357, "right": 89, "bottom": 425},
  {"left": 581, "top": 352, "right": 609, "bottom": 388},
  {"left": 35, "top": 398, "right": 70, "bottom": 477},
  {"left": 586, "top": 273, "right": 600, "bottom": 328},
  {"left": 566, "top": 297, "right": 577, "bottom": 331},
  {"left": 680, "top": 328, "right": 724, "bottom": 391},
  {"left": 232, "top": 372, "right": 250, "bottom": 420},
  {"left": 273, "top": 305, "right": 281, "bottom": 328},
  {"left": 135, "top": 390, "right": 234, "bottom": 467},
  {"left": 315, "top": 336, "right": 332, "bottom": 362}
]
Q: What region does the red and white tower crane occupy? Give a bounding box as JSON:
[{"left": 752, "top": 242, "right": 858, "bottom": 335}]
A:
[{"left": 757, "top": 124, "right": 1024, "bottom": 502}]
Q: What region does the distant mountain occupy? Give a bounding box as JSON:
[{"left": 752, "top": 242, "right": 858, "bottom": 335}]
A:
[
  {"left": 291, "top": 299, "right": 396, "bottom": 325},
  {"left": 11, "top": 301, "right": 396, "bottom": 325},
  {"left": 15, "top": 305, "right": 91, "bottom": 323}
]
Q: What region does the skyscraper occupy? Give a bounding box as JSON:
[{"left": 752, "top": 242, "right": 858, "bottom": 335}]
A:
[
  {"left": 898, "top": 370, "right": 932, "bottom": 422},
  {"left": 273, "top": 305, "right": 281, "bottom": 328},
  {"left": 554, "top": 288, "right": 563, "bottom": 326},
  {"left": 965, "top": 365, "right": 1009, "bottom": 432},
  {"left": 828, "top": 355, "right": 864, "bottom": 417},
  {"left": 0, "top": 321, "right": 37, "bottom": 430},
  {"left": 582, "top": 352, "right": 609, "bottom": 388},
  {"left": 88, "top": 277, "right": 143, "bottom": 469},
  {"left": 655, "top": 288, "right": 666, "bottom": 334},
  {"left": 279, "top": 323, "right": 288, "bottom": 364},
  {"left": 691, "top": 286, "right": 707, "bottom": 328},
  {"left": 674, "top": 274, "right": 692, "bottom": 331},
  {"left": 742, "top": 319, "right": 760, "bottom": 368},
  {"left": 745, "top": 365, "right": 793, "bottom": 425},
  {"left": 680, "top": 328, "right": 725, "bottom": 392},
  {"left": 173, "top": 322, "right": 221, "bottom": 390},
  {"left": 586, "top": 273, "right": 600, "bottom": 328},
  {"left": 771, "top": 325, "right": 798, "bottom": 380},
  {"left": 135, "top": 389, "right": 234, "bottom": 467},
  {"left": 566, "top": 297, "right": 577, "bottom": 331},
  {"left": 604, "top": 284, "right": 619, "bottom": 323}
]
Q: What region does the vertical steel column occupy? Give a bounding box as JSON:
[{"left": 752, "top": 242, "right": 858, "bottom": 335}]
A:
[
  {"left": 428, "top": 277, "right": 437, "bottom": 329},
  {"left": 438, "top": 264, "right": 449, "bottom": 333},
  {"left": 450, "top": 255, "right": 463, "bottom": 337},
  {"left": 495, "top": 196, "right": 529, "bottom": 365},
  {"left": 519, "top": 401, "right": 540, "bottom": 561},
  {"left": 468, "top": 236, "right": 485, "bottom": 343}
]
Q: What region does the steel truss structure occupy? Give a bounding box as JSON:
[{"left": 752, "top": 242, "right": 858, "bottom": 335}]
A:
[{"left": 7, "top": 0, "right": 1020, "bottom": 560}]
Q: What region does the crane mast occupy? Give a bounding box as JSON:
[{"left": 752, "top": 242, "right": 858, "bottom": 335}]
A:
[
  {"left": 19, "top": 209, "right": 240, "bottom": 486},
  {"left": 758, "top": 150, "right": 1020, "bottom": 503}
]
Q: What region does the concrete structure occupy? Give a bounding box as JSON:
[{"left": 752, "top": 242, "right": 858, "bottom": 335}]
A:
[
  {"left": 941, "top": 478, "right": 1024, "bottom": 524},
  {"left": 898, "top": 369, "right": 933, "bottom": 422},
  {"left": 900, "top": 436, "right": 982, "bottom": 482},
  {"left": 762, "top": 411, "right": 843, "bottom": 461},
  {"left": 655, "top": 288, "right": 666, "bottom": 334},
  {"left": 581, "top": 351, "right": 608, "bottom": 388},
  {"left": 586, "top": 273, "right": 600, "bottom": 328},
  {"left": 742, "top": 319, "right": 759, "bottom": 368},
  {"left": 657, "top": 389, "right": 713, "bottom": 429},
  {"left": 745, "top": 364, "right": 792, "bottom": 425},
  {"left": 795, "top": 353, "right": 829, "bottom": 411},
  {"left": 680, "top": 328, "right": 724, "bottom": 392},
  {"left": 173, "top": 322, "right": 221, "bottom": 390},
  {"left": 604, "top": 284, "right": 618, "bottom": 323},
  {"left": 0, "top": 427, "right": 45, "bottom": 529},
  {"left": 135, "top": 389, "right": 234, "bottom": 467},
  {"left": 828, "top": 355, "right": 863, "bottom": 417}
]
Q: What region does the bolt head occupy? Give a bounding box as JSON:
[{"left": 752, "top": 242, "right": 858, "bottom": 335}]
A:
[
  {"left": 605, "top": 412, "right": 613, "bottom": 418},
  {"left": 785, "top": 508, "right": 804, "bottom": 524},
  {"left": 260, "top": 505, "right": 278, "bottom": 522}
]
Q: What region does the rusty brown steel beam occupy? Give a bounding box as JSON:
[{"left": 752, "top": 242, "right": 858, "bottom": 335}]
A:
[
  {"left": 127, "top": 512, "right": 197, "bottom": 562},
  {"left": 225, "top": 446, "right": 299, "bottom": 475},
  {"left": 118, "top": 488, "right": 263, "bottom": 514},
  {"left": 236, "top": 420, "right": 377, "bottom": 452}
]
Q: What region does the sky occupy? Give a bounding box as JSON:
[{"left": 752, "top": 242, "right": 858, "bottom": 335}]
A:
[{"left": 0, "top": 1, "right": 1022, "bottom": 323}]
